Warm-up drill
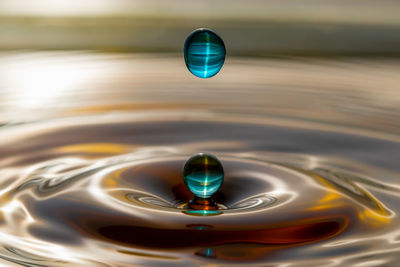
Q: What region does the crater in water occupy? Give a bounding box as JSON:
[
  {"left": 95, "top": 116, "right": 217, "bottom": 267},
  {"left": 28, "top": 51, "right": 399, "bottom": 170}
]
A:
[{"left": 0, "top": 110, "right": 399, "bottom": 266}]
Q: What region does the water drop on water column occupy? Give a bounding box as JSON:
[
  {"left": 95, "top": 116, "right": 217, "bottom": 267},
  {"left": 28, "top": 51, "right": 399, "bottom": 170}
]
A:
[
  {"left": 183, "top": 153, "right": 224, "bottom": 198},
  {"left": 184, "top": 28, "right": 226, "bottom": 78}
]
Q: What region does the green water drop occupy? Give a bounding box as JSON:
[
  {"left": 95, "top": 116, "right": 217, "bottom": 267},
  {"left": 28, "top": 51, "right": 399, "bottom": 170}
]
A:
[{"left": 183, "top": 153, "right": 224, "bottom": 199}]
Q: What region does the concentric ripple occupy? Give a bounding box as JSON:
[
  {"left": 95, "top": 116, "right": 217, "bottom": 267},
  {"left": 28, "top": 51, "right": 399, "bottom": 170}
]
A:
[{"left": 0, "top": 112, "right": 399, "bottom": 266}]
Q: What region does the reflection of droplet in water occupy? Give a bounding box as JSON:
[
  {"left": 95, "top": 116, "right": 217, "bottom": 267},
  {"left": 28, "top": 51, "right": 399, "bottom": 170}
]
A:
[
  {"left": 186, "top": 224, "right": 214, "bottom": 230},
  {"left": 183, "top": 209, "right": 223, "bottom": 216},
  {"left": 184, "top": 28, "right": 226, "bottom": 78},
  {"left": 183, "top": 153, "right": 224, "bottom": 198},
  {"left": 196, "top": 248, "right": 216, "bottom": 259}
]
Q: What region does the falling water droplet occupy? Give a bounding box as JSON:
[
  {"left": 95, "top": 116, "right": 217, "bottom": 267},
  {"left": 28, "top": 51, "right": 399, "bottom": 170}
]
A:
[
  {"left": 184, "top": 28, "right": 226, "bottom": 78},
  {"left": 183, "top": 153, "right": 224, "bottom": 198}
]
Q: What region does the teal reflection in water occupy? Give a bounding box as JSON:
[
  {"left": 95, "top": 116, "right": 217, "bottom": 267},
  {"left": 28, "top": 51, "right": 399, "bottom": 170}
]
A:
[{"left": 183, "top": 210, "right": 223, "bottom": 216}]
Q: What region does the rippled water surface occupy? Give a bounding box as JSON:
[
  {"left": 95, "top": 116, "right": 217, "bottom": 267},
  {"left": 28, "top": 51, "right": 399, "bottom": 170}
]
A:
[{"left": 0, "top": 53, "right": 399, "bottom": 266}]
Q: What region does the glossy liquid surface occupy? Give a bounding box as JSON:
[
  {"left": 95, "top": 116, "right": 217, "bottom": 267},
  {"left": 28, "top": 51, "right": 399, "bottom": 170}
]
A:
[{"left": 0, "top": 53, "right": 399, "bottom": 266}]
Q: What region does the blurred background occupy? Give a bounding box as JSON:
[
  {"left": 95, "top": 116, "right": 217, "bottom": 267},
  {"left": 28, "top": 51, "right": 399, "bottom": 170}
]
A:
[
  {"left": 0, "top": 0, "right": 399, "bottom": 133},
  {"left": 1, "top": 0, "right": 400, "bottom": 55}
]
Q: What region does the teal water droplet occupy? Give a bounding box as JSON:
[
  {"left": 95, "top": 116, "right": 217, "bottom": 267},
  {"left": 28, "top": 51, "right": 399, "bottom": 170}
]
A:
[
  {"left": 183, "top": 153, "right": 224, "bottom": 198},
  {"left": 184, "top": 28, "right": 226, "bottom": 78}
]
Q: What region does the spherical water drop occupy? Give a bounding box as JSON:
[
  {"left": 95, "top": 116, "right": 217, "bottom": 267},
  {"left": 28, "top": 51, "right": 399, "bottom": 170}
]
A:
[
  {"left": 184, "top": 28, "right": 226, "bottom": 78},
  {"left": 183, "top": 153, "right": 224, "bottom": 198}
]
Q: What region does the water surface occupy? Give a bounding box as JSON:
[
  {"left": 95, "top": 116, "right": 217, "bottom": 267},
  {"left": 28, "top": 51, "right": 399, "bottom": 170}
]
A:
[{"left": 0, "top": 52, "right": 399, "bottom": 266}]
